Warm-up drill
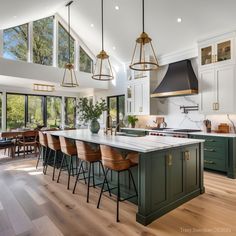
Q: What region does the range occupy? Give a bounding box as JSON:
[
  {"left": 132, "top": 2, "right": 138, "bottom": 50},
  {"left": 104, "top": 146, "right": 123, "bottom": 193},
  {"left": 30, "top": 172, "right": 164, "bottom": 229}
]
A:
[{"left": 149, "top": 128, "right": 201, "bottom": 138}]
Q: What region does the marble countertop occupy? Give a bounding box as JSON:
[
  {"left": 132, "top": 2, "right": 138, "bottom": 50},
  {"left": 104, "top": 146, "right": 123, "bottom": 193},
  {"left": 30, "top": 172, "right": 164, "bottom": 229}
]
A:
[{"left": 51, "top": 130, "right": 204, "bottom": 153}]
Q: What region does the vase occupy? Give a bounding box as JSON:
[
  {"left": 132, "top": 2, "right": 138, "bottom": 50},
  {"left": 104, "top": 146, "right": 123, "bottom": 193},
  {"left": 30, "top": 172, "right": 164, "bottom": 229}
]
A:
[
  {"left": 89, "top": 119, "right": 100, "bottom": 134},
  {"left": 131, "top": 123, "right": 135, "bottom": 128}
]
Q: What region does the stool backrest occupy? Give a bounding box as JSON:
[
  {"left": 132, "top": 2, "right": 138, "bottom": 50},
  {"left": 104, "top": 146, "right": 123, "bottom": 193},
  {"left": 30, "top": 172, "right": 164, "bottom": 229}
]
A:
[
  {"left": 38, "top": 131, "right": 47, "bottom": 147},
  {"left": 100, "top": 145, "right": 130, "bottom": 171},
  {"left": 59, "top": 136, "right": 76, "bottom": 156},
  {"left": 76, "top": 140, "right": 101, "bottom": 162},
  {"left": 46, "top": 133, "right": 60, "bottom": 151}
]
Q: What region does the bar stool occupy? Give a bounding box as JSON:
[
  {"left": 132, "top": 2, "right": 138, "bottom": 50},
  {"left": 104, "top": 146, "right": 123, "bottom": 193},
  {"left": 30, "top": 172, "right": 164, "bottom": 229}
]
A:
[
  {"left": 36, "top": 131, "right": 48, "bottom": 169},
  {"left": 44, "top": 133, "right": 61, "bottom": 181},
  {"left": 73, "top": 141, "right": 111, "bottom": 203},
  {"left": 97, "top": 145, "right": 138, "bottom": 222},
  {"left": 57, "top": 136, "right": 78, "bottom": 190}
]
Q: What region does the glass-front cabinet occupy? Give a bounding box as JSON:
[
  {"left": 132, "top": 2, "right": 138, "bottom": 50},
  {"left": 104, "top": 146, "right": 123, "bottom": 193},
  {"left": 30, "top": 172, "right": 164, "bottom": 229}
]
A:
[{"left": 199, "top": 33, "right": 235, "bottom": 68}]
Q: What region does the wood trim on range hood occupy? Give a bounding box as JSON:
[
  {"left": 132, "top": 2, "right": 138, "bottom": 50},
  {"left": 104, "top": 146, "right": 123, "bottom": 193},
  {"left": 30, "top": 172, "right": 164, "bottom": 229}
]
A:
[{"left": 151, "top": 60, "right": 198, "bottom": 98}]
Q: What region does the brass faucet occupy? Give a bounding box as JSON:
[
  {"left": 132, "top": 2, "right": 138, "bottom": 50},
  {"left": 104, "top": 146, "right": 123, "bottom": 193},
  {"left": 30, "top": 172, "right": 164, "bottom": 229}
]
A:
[
  {"left": 114, "top": 122, "right": 121, "bottom": 136},
  {"left": 104, "top": 114, "right": 113, "bottom": 135}
]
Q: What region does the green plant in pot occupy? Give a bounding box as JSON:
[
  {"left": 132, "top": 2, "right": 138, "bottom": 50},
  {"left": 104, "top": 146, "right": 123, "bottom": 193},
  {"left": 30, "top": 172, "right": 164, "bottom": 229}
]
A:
[
  {"left": 77, "top": 97, "right": 107, "bottom": 134},
  {"left": 127, "top": 115, "right": 139, "bottom": 128}
]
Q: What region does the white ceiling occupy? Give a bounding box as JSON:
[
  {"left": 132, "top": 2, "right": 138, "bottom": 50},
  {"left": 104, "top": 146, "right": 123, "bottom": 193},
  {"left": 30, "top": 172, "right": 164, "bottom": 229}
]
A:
[{"left": 1, "top": 0, "right": 236, "bottom": 63}]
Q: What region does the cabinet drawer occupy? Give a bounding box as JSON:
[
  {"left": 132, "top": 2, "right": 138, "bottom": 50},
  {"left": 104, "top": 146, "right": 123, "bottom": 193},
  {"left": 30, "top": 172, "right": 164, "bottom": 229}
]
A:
[
  {"left": 204, "top": 157, "right": 226, "bottom": 171},
  {"left": 204, "top": 145, "right": 227, "bottom": 160}
]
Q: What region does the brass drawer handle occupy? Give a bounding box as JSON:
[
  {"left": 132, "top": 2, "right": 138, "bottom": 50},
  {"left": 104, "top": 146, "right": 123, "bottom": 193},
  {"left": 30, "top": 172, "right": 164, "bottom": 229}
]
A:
[
  {"left": 184, "top": 151, "right": 190, "bottom": 161},
  {"left": 204, "top": 160, "right": 215, "bottom": 164},
  {"left": 204, "top": 148, "right": 215, "bottom": 152},
  {"left": 166, "top": 154, "right": 172, "bottom": 166},
  {"left": 205, "top": 139, "right": 215, "bottom": 142}
]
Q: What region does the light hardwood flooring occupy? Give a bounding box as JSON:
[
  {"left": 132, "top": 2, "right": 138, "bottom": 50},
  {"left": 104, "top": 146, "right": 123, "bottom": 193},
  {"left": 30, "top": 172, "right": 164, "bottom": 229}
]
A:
[{"left": 0, "top": 159, "right": 235, "bottom": 236}]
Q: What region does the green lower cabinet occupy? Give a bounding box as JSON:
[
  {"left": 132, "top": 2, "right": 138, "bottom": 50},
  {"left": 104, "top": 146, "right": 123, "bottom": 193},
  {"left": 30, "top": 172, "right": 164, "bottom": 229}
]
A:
[
  {"left": 120, "top": 128, "right": 147, "bottom": 136},
  {"left": 137, "top": 143, "right": 203, "bottom": 225},
  {"left": 189, "top": 135, "right": 236, "bottom": 178}
]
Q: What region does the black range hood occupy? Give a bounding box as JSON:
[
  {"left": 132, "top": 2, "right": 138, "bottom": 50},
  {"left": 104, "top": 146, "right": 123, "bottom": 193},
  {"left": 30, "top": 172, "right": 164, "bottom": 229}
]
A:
[{"left": 151, "top": 59, "right": 198, "bottom": 98}]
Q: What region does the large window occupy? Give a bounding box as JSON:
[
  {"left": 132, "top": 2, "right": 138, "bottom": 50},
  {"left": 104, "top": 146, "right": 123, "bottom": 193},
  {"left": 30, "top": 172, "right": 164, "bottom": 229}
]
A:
[
  {"left": 28, "top": 96, "right": 44, "bottom": 126},
  {"left": 3, "top": 24, "right": 28, "bottom": 61},
  {"left": 58, "top": 23, "right": 75, "bottom": 68},
  {"left": 0, "top": 93, "right": 2, "bottom": 130},
  {"left": 7, "top": 94, "right": 26, "bottom": 130},
  {"left": 47, "top": 96, "right": 62, "bottom": 128},
  {"left": 33, "top": 17, "right": 54, "bottom": 65},
  {"left": 65, "top": 97, "right": 76, "bottom": 128},
  {"left": 79, "top": 47, "right": 93, "bottom": 73}
]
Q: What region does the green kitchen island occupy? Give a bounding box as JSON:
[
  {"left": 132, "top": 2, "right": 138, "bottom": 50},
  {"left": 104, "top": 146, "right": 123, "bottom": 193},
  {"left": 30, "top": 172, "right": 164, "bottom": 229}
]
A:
[{"left": 51, "top": 130, "right": 205, "bottom": 226}]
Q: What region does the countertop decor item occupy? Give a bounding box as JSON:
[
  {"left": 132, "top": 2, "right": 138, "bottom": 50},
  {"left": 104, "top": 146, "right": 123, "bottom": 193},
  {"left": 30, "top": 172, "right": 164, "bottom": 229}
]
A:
[
  {"left": 218, "top": 123, "right": 230, "bottom": 133},
  {"left": 203, "top": 119, "right": 211, "bottom": 133},
  {"left": 77, "top": 97, "right": 107, "bottom": 133},
  {"left": 92, "top": 0, "right": 114, "bottom": 81},
  {"left": 61, "top": 1, "right": 79, "bottom": 87},
  {"left": 129, "top": 0, "right": 159, "bottom": 71},
  {"left": 128, "top": 115, "right": 139, "bottom": 128}
]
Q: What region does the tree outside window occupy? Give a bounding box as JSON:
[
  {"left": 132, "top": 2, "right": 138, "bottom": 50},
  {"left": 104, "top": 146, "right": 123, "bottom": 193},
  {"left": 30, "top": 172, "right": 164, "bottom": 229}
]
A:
[
  {"left": 79, "top": 47, "right": 93, "bottom": 73},
  {"left": 65, "top": 97, "right": 76, "bottom": 128}
]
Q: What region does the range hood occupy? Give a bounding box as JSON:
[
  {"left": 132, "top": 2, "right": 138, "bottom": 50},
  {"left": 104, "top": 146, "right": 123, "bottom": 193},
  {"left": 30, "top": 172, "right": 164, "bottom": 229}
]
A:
[{"left": 151, "top": 59, "right": 198, "bottom": 98}]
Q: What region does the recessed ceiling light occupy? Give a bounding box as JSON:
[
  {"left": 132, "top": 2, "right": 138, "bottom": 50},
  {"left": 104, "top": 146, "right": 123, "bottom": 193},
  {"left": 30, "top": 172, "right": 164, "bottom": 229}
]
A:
[
  {"left": 112, "top": 46, "right": 116, "bottom": 50},
  {"left": 115, "top": 5, "right": 119, "bottom": 10},
  {"left": 177, "top": 18, "right": 182, "bottom": 23},
  {"left": 90, "top": 23, "right": 94, "bottom": 27},
  {"left": 13, "top": 15, "right": 17, "bottom": 18}
]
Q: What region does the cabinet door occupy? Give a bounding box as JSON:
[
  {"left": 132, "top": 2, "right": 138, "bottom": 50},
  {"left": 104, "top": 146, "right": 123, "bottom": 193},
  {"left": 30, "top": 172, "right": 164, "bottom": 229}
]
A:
[
  {"left": 141, "top": 82, "right": 150, "bottom": 115},
  {"left": 200, "top": 45, "right": 214, "bottom": 67},
  {"left": 184, "top": 147, "right": 199, "bottom": 193},
  {"left": 199, "top": 69, "right": 216, "bottom": 113},
  {"left": 215, "top": 65, "right": 235, "bottom": 113},
  {"left": 216, "top": 38, "right": 234, "bottom": 66},
  {"left": 168, "top": 151, "right": 185, "bottom": 201}
]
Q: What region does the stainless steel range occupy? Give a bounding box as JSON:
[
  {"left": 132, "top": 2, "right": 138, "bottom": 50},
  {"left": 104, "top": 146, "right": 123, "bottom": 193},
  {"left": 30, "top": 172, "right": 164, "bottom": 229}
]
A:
[{"left": 149, "top": 128, "right": 201, "bottom": 138}]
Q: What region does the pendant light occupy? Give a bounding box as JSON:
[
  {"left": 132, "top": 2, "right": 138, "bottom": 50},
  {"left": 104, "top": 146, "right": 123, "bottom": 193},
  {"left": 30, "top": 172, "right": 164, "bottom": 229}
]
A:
[
  {"left": 92, "top": 0, "right": 114, "bottom": 81},
  {"left": 61, "top": 1, "right": 79, "bottom": 87},
  {"left": 130, "top": 0, "right": 159, "bottom": 71}
]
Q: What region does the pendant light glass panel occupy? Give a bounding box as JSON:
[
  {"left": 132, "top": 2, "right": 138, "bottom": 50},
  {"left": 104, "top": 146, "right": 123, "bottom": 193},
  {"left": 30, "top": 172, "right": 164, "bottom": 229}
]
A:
[{"left": 92, "top": 50, "right": 113, "bottom": 81}]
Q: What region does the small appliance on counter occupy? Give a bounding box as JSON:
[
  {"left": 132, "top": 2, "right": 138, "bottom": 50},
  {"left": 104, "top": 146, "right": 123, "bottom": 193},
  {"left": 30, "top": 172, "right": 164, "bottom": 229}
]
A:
[{"left": 203, "top": 119, "right": 211, "bottom": 133}]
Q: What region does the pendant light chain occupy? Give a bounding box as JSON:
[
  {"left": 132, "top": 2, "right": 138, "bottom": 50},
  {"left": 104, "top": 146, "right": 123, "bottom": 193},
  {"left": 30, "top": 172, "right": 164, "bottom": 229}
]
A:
[
  {"left": 101, "top": 0, "right": 104, "bottom": 51},
  {"left": 142, "top": 0, "right": 144, "bottom": 33}
]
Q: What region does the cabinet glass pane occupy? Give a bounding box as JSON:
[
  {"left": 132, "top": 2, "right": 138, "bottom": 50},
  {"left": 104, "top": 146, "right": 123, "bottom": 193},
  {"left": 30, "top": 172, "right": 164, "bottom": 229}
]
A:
[
  {"left": 217, "top": 40, "right": 231, "bottom": 62},
  {"left": 201, "top": 46, "right": 212, "bottom": 65},
  {"left": 127, "top": 86, "right": 132, "bottom": 99}
]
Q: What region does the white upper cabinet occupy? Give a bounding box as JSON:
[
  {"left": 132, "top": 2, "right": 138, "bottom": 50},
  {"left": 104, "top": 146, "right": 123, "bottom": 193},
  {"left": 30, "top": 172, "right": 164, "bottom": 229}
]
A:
[
  {"left": 199, "top": 32, "right": 236, "bottom": 69},
  {"left": 198, "top": 32, "right": 236, "bottom": 114},
  {"left": 125, "top": 70, "right": 158, "bottom": 116}
]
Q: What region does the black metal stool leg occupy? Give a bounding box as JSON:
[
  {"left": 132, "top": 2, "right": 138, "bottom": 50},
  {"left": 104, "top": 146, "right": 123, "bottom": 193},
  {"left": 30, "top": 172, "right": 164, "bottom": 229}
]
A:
[
  {"left": 43, "top": 149, "right": 51, "bottom": 175},
  {"left": 72, "top": 161, "right": 83, "bottom": 194},
  {"left": 57, "top": 154, "right": 65, "bottom": 183},
  {"left": 97, "top": 168, "right": 109, "bottom": 209},
  {"left": 67, "top": 156, "right": 72, "bottom": 190},
  {"left": 117, "top": 171, "right": 120, "bottom": 222},
  {"left": 92, "top": 162, "right": 95, "bottom": 188},
  {"left": 87, "top": 162, "right": 91, "bottom": 203},
  {"left": 36, "top": 146, "right": 42, "bottom": 169},
  {"left": 81, "top": 161, "right": 87, "bottom": 184},
  {"left": 99, "top": 161, "right": 111, "bottom": 196},
  {"left": 52, "top": 150, "right": 57, "bottom": 181},
  {"left": 128, "top": 169, "right": 138, "bottom": 196}
]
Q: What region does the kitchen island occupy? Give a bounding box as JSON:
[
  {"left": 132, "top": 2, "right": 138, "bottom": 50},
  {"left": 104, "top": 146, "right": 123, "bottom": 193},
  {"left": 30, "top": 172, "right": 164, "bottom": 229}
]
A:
[{"left": 51, "top": 130, "right": 205, "bottom": 225}]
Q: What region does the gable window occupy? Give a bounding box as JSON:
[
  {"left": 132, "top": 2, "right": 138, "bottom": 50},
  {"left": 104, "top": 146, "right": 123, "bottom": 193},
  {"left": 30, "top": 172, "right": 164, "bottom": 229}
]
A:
[
  {"left": 0, "top": 93, "right": 2, "bottom": 130},
  {"left": 3, "top": 24, "right": 28, "bottom": 61},
  {"left": 58, "top": 23, "right": 75, "bottom": 68},
  {"left": 79, "top": 47, "right": 93, "bottom": 73},
  {"left": 33, "top": 16, "right": 54, "bottom": 65}
]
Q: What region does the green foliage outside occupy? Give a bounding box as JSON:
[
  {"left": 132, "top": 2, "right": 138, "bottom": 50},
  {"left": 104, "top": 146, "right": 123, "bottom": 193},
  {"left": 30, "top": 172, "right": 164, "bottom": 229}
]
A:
[
  {"left": 65, "top": 97, "right": 76, "bottom": 128},
  {"left": 79, "top": 47, "right": 93, "bottom": 73},
  {"left": 47, "top": 97, "right": 61, "bottom": 128},
  {"left": 28, "top": 96, "right": 44, "bottom": 126},
  {"left": 77, "top": 97, "right": 107, "bottom": 123}
]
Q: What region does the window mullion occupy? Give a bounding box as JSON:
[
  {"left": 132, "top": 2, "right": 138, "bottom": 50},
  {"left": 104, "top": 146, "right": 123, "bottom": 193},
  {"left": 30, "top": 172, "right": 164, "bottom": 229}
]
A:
[
  {"left": 0, "top": 29, "right": 3, "bottom": 57},
  {"left": 28, "top": 22, "right": 33, "bottom": 63}
]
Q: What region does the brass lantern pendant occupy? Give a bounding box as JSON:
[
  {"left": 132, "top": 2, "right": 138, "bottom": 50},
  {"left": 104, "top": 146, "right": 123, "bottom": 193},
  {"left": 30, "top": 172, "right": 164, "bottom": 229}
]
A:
[
  {"left": 92, "top": 0, "right": 114, "bottom": 81},
  {"left": 61, "top": 1, "right": 79, "bottom": 87},
  {"left": 130, "top": 0, "right": 159, "bottom": 71}
]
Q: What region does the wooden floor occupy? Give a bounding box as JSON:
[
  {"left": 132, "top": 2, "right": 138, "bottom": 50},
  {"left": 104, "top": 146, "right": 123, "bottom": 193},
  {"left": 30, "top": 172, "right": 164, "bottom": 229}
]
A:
[{"left": 0, "top": 159, "right": 235, "bottom": 236}]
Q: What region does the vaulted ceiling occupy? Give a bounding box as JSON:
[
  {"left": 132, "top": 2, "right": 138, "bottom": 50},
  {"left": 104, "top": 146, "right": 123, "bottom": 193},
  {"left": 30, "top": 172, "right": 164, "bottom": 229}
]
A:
[{"left": 1, "top": 0, "right": 236, "bottom": 63}]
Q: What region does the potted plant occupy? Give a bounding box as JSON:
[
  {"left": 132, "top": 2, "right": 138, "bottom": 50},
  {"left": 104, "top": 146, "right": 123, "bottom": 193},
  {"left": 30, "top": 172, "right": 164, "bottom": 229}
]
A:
[
  {"left": 77, "top": 97, "right": 107, "bottom": 134},
  {"left": 127, "top": 115, "right": 139, "bottom": 128}
]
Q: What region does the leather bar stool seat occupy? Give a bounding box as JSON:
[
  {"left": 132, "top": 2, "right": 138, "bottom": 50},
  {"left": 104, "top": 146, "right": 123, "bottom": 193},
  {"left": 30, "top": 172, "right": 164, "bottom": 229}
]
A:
[
  {"left": 57, "top": 136, "right": 78, "bottom": 190},
  {"left": 36, "top": 131, "right": 48, "bottom": 169},
  {"left": 73, "top": 141, "right": 111, "bottom": 203},
  {"left": 97, "top": 145, "right": 139, "bottom": 222},
  {"left": 44, "top": 133, "right": 61, "bottom": 181}
]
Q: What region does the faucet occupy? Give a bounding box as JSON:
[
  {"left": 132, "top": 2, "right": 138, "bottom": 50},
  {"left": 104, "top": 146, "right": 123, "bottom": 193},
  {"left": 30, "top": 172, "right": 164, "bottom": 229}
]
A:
[
  {"left": 114, "top": 122, "right": 121, "bottom": 136},
  {"left": 104, "top": 114, "right": 113, "bottom": 135}
]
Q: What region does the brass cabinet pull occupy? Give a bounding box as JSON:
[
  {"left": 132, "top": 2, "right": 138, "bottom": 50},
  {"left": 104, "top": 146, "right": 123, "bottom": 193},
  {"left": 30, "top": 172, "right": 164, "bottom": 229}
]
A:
[
  {"left": 204, "top": 148, "right": 215, "bottom": 152},
  {"left": 184, "top": 151, "right": 190, "bottom": 161},
  {"left": 205, "top": 139, "right": 215, "bottom": 142},
  {"left": 215, "top": 102, "right": 219, "bottom": 110},
  {"left": 213, "top": 103, "right": 216, "bottom": 110},
  {"left": 204, "top": 160, "right": 215, "bottom": 164},
  {"left": 166, "top": 154, "right": 173, "bottom": 166}
]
